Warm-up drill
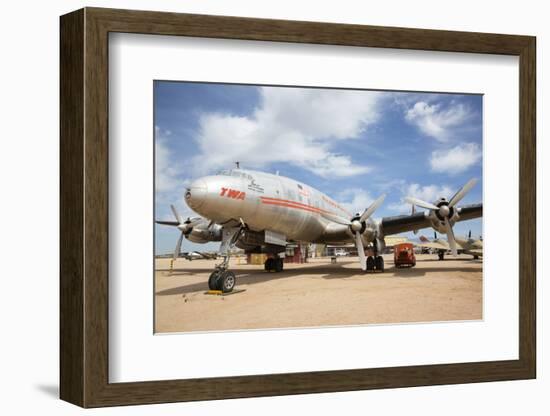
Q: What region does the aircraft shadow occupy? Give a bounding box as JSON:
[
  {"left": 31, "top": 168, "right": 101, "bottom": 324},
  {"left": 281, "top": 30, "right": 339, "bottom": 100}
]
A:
[
  {"left": 156, "top": 264, "right": 359, "bottom": 296},
  {"left": 418, "top": 258, "right": 482, "bottom": 263},
  {"left": 386, "top": 266, "right": 483, "bottom": 278},
  {"left": 155, "top": 261, "right": 482, "bottom": 296}
]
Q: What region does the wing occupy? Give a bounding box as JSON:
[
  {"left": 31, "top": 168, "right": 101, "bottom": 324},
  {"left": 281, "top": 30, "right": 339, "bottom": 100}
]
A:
[
  {"left": 380, "top": 212, "right": 431, "bottom": 236},
  {"left": 381, "top": 203, "right": 482, "bottom": 236},
  {"left": 456, "top": 203, "right": 483, "bottom": 221}
]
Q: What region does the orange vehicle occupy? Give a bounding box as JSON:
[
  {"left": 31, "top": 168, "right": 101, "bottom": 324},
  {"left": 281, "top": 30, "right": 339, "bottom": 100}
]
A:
[{"left": 394, "top": 243, "right": 416, "bottom": 268}]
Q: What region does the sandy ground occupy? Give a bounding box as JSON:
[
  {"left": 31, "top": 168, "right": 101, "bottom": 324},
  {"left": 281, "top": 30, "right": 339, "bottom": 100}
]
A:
[{"left": 155, "top": 254, "right": 482, "bottom": 333}]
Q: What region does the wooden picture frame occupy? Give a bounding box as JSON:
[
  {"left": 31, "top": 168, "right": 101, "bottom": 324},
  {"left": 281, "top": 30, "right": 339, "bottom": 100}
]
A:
[{"left": 60, "top": 7, "right": 536, "bottom": 408}]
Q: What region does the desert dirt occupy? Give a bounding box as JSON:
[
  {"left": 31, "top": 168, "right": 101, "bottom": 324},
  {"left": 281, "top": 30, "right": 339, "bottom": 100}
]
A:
[{"left": 154, "top": 254, "right": 482, "bottom": 333}]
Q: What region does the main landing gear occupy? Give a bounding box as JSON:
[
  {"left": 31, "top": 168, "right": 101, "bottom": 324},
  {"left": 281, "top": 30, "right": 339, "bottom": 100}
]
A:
[
  {"left": 264, "top": 257, "right": 284, "bottom": 272},
  {"left": 207, "top": 225, "right": 244, "bottom": 293},
  {"left": 365, "top": 240, "right": 384, "bottom": 273},
  {"left": 365, "top": 255, "right": 384, "bottom": 272}
]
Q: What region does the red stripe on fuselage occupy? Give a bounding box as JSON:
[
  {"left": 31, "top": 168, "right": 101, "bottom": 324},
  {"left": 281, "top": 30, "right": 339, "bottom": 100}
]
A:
[
  {"left": 259, "top": 196, "right": 348, "bottom": 219},
  {"left": 259, "top": 196, "right": 351, "bottom": 217},
  {"left": 259, "top": 196, "right": 332, "bottom": 214},
  {"left": 260, "top": 199, "right": 323, "bottom": 214}
]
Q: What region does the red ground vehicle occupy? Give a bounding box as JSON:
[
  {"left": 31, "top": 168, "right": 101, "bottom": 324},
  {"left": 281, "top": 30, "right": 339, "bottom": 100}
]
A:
[{"left": 394, "top": 243, "right": 416, "bottom": 268}]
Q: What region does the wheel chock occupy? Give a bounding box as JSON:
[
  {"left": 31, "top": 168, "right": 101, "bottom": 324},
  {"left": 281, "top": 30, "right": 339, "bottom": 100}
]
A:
[{"left": 204, "top": 289, "right": 247, "bottom": 296}]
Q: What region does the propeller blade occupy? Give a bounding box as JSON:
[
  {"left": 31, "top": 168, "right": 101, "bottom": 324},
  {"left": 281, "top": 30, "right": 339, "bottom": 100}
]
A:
[
  {"left": 179, "top": 216, "right": 203, "bottom": 230},
  {"left": 355, "top": 231, "right": 366, "bottom": 271},
  {"left": 173, "top": 231, "right": 184, "bottom": 261},
  {"left": 448, "top": 178, "right": 478, "bottom": 207},
  {"left": 412, "top": 205, "right": 418, "bottom": 235},
  {"left": 322, "top": 211, "right": 352, "bottom": 226},
  {"left": 359, "top": 194, "right": 386, "bottom": 222},
  {"left": 443, "top": 219, "right": 458, "bottom": 256},
  {"left": 170, "top": 204, "right": 183, "bottom": 224},
  {"left": 404, "top": 196, "right": 439, "bottom": 211}
]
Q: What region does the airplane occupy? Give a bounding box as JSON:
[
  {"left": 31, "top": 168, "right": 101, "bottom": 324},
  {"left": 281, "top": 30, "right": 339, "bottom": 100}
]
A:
[
  {"left": 416, "top": 231, "right": 483, "bottom": 260},
  {"left": 179, "top": 251, "right": 218, "bottom": 261},
  {"left": 156, "top": 167, "right": 482, "bottom": 293}
]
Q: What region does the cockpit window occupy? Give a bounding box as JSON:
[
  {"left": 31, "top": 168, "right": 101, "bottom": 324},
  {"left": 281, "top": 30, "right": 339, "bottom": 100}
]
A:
[{"left": 216, "top": 169, "right": 253, "bottom": 180}]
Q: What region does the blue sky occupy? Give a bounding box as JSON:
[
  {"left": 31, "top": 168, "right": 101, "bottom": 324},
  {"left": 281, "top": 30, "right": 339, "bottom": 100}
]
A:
[{"left": 154, "top": 81, "right": 483, "bottom": 255}]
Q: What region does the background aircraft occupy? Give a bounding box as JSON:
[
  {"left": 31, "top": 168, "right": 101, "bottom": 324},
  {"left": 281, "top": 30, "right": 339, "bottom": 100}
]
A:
[
  {"left": 417, "top": 231, "right": 483, "bottom": 260},
  {"left": 157, "top": 168, "right": 482, "bottom": 292},
  {"left": 178, "top": 251, "right": 218, "bottom": 261}
]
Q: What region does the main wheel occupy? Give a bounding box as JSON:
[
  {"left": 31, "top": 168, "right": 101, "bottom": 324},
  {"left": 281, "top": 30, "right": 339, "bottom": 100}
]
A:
[
  {"left": 438, "top": 251, "right": 445, "bottom": 261},
  {"left": 375, "top": 256, "right": 384, "bottom": 272},
  {"left": 208, "top": 270, "right": 221, "bottom": 290},
  {"left": 220, "top": 270, "right": 236, "bottom": 293},
  {"left": 274, "top": 258, "right": 284, "bottom": 272},
  {"left": 366, "top": 256, "right": 375, "bottom": 272},
  {"left": 264, "top": 258, "right": 274, "bottom": 271}
]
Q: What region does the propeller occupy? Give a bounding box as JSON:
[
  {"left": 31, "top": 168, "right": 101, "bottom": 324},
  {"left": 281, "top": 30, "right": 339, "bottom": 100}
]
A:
[
  {"left": 404, "top": 179, "right": 478, "bottom": 257},
  {"left": 169, "top": 204, "right": 202, "bottom": 261},
  {"left": 322, "top": 194, "right": 386, "bottom": 270}
]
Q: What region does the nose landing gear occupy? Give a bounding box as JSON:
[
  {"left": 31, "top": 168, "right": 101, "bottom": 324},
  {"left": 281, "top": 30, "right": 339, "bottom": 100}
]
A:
[{"left": 207, "top": 225, "right": 244, "bottom": 293}]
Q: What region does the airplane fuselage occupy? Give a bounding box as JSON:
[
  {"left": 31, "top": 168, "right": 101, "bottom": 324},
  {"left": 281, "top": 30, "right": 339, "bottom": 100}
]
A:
[{"left": 185, "top": 169, "right": 363, "bottom": 244}]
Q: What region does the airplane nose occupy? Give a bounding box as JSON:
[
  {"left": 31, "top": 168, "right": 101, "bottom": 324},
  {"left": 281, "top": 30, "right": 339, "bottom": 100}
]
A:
[{"left": 185, "top": 179, "right": 208, "bottom": 210}]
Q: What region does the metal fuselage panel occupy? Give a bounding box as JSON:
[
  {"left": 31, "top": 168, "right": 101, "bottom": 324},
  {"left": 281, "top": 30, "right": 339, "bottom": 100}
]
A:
[{"left": 185, "top": 169, "right": 355, "bottom": 244}]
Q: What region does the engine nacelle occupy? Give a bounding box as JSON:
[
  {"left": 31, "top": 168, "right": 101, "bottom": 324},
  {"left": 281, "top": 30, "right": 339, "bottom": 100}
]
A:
[
  {"left": 427, "top": 198, "right": 459, "bottom": 233},
  {"left": 185, "top": 221, "right": 222, "bottom": 244}
]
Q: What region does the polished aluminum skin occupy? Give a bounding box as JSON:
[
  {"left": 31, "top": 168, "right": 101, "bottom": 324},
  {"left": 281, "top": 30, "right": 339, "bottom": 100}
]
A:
[{"left": 185, "top": 168, "right": 357, "bottom": 245}]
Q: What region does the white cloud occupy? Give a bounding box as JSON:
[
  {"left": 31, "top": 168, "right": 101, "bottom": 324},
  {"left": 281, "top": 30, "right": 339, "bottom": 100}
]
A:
[
  {"left": 405, "top": 183, "right": 454, "bottom": 204},
  {"left": 430, "top": 142, "right": 482, "bottom": 175},
  {"left": 337, "top": 188, "right": 376, "bottom": 216},
  {"left": 388, "top": 183, "right": 453, "bottom": 213},
  {"left": 405, "top": 101, "right": 472, "bottom": 142},
  {"left": 155, "top": 127, "right": 185, "bottom": 194},
  {"left": 192, "top": 87, "right": 384, "bottom": 177}
]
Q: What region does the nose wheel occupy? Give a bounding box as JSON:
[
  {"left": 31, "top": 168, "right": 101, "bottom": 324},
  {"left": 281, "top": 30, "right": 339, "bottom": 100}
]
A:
[{"left": 208, "top": 269, "right": 236, "bottom": 293}]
